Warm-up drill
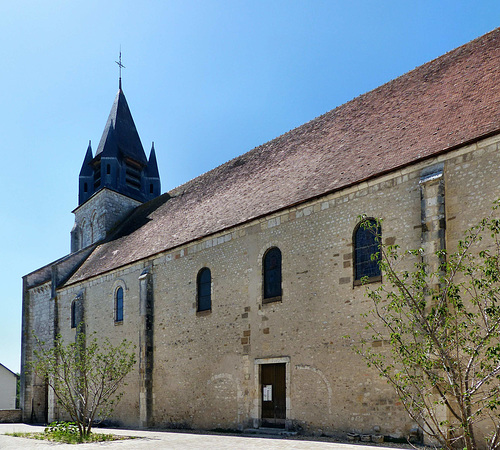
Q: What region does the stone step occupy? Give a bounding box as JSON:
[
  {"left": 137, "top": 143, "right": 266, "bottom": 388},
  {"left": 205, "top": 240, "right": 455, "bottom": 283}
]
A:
[{"left": 244, "top": 427, "right": 297, "bottom": 437}]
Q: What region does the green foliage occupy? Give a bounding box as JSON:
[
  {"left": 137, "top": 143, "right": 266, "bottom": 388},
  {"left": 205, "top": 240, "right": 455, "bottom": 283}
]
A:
[
  {"left": 353, "top": 202, "right": 500, "bottom": 450},
  {"left": 29, "top": 331, "right": 136, "bottom": 439},
  {"left": 42, "top": 421, "right": 83, "bottom": 443},
  {"left": 7, "top": 421, "right": 121, "bottom": 444},
  {"left": 40, "top": 421, "right": 118, "bottom": 443},
  {"left": 44, "top": 421, "right": 79, "bottom": 439}
]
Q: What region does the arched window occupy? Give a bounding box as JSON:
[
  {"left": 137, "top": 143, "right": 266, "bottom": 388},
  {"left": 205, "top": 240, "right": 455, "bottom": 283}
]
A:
[
  {"left": 115, "top": 287, "right": 124, "bottom": 322},
  {"left": 81, "top": 219, "right": 87, "bottom": 247},
  {"left": 197, "top": 268, "right": 212, "bottom": 312},
  {"left": 71, "top": 300, "right": 76, "bottom": 328},
  {"left": 263, "top": 247, "right": 282, "bottom": 303},
  {"left": 354, "top": 219, "right": 382, "bottom": 284}
]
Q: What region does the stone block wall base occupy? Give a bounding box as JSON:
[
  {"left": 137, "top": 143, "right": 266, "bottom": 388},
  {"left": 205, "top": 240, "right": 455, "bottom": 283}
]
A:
[{"left": 0, "top": 409, "right": 22, "bottom": 423}]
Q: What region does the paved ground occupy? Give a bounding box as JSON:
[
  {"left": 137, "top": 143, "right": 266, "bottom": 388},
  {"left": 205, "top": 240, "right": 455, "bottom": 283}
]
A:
[{"left": 0, "top": 424, "right": 409, "bottom": 450}]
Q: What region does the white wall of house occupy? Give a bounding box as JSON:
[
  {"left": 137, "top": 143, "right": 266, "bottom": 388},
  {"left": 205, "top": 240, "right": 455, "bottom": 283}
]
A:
[{"left": 0, "top": 364, "right": 17, "bottom": 409}]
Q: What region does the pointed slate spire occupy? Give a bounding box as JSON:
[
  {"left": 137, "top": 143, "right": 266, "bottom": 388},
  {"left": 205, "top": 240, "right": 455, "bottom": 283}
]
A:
[
  {"left": 76, "top": 86, "right": 161, "bottom": 207},
  {"left": 79, "top": 141, "right": 93, "bottom": 176},
  {"left": 98, "top": 119, "right": 119, "bottom": 158},
  {"left": 146, "top": 142, "right": 160, "bottom": 178},
  {"left": 95, "top": 89, "right": 147, "bottom": 165},
  {"left": 78, "top": 141, "right": 95, "bottom": 205},
  {"left": 144, "top": 142, "right": 161, "bottom": 199}
]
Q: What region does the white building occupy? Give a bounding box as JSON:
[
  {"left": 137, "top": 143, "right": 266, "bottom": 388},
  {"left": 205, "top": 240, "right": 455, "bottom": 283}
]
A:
[{"left": 0, "top": 364, "right": 18, "bottom": 410}]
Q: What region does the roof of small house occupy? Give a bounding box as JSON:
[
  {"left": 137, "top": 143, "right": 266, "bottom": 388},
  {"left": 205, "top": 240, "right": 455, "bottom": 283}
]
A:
[
  {"left": 0, "top": 363, "right": 18, "bottom": 378},
  {"left": 63, "top": 28, "right": 500, "bottom": 285}
]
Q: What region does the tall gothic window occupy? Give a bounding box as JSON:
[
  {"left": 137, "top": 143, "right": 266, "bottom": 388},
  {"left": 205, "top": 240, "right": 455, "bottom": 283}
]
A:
[
  {"left": 197, "top": 268, "right": 211, "bottom": 312},
  {"left": 115, "top": 287, "right": 124, "bottom": 322},
  {"left": 354, "top": 219, "right": 382, "bottom": 284},
  {"left": 263, "top": 247, "right": 282, "bottom": 303}
]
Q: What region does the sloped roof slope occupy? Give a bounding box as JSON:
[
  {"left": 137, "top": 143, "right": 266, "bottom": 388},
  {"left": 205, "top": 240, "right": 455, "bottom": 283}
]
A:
[{"left": 66, "top": 28, "right": 500, "bottom": 285}]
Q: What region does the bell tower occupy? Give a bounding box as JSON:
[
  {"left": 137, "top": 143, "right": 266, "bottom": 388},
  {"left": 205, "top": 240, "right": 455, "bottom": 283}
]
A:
[{"left": 71, "top": 80, "right": 161, "bottom": 253}]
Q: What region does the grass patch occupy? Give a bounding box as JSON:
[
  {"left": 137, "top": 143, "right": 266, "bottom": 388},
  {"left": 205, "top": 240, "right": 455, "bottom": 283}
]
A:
[{"left": 6, "top": 421, "right": 135, "bottom": 444}]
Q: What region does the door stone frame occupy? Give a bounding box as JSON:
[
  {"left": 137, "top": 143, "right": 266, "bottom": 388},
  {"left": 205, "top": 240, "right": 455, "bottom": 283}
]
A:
[{"left": 253, "top": 356, "right": 291, "bottom": 429}]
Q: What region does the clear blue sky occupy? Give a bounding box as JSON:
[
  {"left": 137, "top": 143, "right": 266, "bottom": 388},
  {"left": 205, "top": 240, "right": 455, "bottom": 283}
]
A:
[{"left": 0, "top": 1, "right": 498, "bottom": 373}]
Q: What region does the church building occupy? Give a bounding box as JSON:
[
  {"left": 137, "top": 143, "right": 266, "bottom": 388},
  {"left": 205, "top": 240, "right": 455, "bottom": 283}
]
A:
[{"left": 21, "top": 29, "right": 500, "bottom": 440}]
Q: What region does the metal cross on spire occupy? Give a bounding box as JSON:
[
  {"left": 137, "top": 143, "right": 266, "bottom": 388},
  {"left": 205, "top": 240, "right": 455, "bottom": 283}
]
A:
[{"left": 115, "top": 49, "right": 125, "bottom": 90}]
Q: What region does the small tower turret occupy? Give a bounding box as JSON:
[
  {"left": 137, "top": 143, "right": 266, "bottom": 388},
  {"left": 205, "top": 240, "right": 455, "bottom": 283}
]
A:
[
  {"left": 78, "top": 141, "right": 94, "bottom": 205},
  {"left": 144, "top": 142, "right": 161, "bottom": 198}
]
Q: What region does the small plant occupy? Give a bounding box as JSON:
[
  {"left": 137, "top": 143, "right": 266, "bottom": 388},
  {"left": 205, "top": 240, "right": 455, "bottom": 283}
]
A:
[
  {"left": 44, "top": 421, "right": 79, "bottom": 442},
  {"left": 6, "top": 420, "right": 121, "bottom": 443}
]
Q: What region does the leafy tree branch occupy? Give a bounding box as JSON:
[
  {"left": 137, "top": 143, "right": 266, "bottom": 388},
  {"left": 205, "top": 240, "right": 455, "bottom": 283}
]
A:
[
  {"left": 351, "top": 203, "right": 500, "bottom": 450},
  {"left": 29, "top": 331, "right": 136, "bottom": 439}
]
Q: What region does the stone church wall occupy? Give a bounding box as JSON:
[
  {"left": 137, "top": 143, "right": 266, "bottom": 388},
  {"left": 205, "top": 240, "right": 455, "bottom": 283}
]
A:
[
  {"left": 21, "top": 283, "right": 54, "bottom": 423},
  {"left": 43, "top": 132, "right": 500, "bottom": 438},
  {"left": 57, "top": 267, "right": 143, "bottom": 428},
  {"left": 146, "top": 153, "right": 422, "bottom": 436},
  {"left": 72, "top": 188, "right": 141, "bottom": 251}
]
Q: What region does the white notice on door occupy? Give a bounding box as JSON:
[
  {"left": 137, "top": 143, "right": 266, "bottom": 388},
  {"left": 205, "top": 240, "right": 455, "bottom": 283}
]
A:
[{"left": 263, "top": 384, "right": 273, "bottom": 401}]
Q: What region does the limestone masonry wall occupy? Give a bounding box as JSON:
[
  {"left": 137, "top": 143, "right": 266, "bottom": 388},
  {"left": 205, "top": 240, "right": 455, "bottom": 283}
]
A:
[
  {"left": 22, "top": 283, "right": 54, "bottom": 423},
  {"left": 72, "top": 189, "right": 141, "bottom": 251},
  {"left": 27, "top": 133, "right": 500, "bottom": 438}
]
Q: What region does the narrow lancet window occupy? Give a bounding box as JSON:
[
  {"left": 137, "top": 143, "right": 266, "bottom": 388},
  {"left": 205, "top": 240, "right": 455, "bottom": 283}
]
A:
[
  {"left": 115, "top": 287, "right": 124, "bottom": 322},
  {"left": 354, "top": 219, "right": 382, "bottom": 283},
  {"left": 71, "top": 301, "right": 77, "bottom": 328},
  {"left": 197, "top": 268, "right": 211, "bottom": 312},
  {"left": 263, "top": 247, "right": 282, "bottom": 302}
]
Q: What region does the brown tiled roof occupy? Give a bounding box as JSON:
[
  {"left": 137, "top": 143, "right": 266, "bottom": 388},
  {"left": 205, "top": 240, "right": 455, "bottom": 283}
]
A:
[{"left": 65, "top": 28, "right": 500, "bottom": 285}]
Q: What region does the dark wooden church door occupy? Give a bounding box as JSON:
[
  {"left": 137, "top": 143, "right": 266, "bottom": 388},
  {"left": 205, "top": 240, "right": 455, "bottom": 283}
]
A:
[{"left": 261, "top": 363, "right": 286, "bottom": 427}]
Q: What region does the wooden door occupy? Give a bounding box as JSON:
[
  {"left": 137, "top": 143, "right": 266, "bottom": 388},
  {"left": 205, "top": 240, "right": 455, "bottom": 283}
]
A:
[{"left": 261, "top": 363, "right": 286, "bottom": 427}]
